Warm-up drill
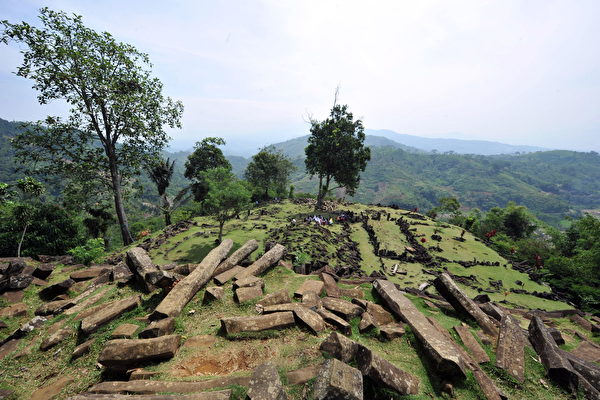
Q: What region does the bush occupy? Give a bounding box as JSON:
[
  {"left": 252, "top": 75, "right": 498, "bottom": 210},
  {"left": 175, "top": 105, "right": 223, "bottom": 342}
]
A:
[{"left": 68, "top": 238, "right": 105, "bottom": 265}]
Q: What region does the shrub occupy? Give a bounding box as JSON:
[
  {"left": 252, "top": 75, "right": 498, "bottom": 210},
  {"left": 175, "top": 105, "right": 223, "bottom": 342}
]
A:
[{"left": 68, "top": 238, "right": 105, "bottom": 265}]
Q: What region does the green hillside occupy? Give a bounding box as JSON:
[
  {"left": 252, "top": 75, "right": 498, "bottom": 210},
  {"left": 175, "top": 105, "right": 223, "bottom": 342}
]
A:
[{"left": 1, "top": 200, "right": 597, "bottom": 400}]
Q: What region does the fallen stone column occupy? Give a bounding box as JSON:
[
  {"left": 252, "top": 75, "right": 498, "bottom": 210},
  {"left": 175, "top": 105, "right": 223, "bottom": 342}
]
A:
[
  {"left": 427, "top": 317, "right": 505, "bottom": 400},
  {"left": 561, "top": 350, "right": 600, "bottom": 391},
  {"left": 221, "top": 312, "right": 295, "bottom": 335},
  {"left": 98, "top": 335, "right": 181, "bottom": 372},
  {"left": 80, "top": 295, "right": 141, "bottom": 335},
  {"left": 374, "top": 279, "right": 466, "bottom": 378},
  {"left": 261, "top": 303, "right": 325, "bottom": 335},
  {"left": 321, "top": 297, "right": 363, "bottom": 320},
  {"left": 247, "top": 362, "right": 287, "bottom": 400},
  {"left": 150, "top": 239, "right": 233, "bottom": 320},
  {"left": 312, "top": 359, "right": 363, "bottom": 400},
  {"left": 213, "top": 265, "right": 244, "bottom": 286},
  {"left": 357, "top": 345, "right": 420, "bottom": 395},
  {"left": 234, "top": 244, "right": 286, "bottom": 280},
  {"left": 496, "top": 315, "right": 524, "bottom": 382},
  {"left": 433, "top": 273, "right": 498, "bottom": 337},
  {"left": 212, "top": 239, "right": 258, "bottom": 276},
  {"left": 528, "top": 316, "right": 578, "bottom": 394},
  {"left": 88, "top": 376, "right": 250, "bottom": 394},
  {"left": 67, "top": 392, "right": 232, "bottom": 400},
  {"left": 126, "top": 247, "right": 162, "bottom": 292},
  {"left": 454, "top": 325, "right": 490, "bottom": 364}
]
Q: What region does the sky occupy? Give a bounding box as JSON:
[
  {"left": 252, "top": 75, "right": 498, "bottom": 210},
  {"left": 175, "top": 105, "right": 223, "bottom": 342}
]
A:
[{"left": 1, "top": 0, "right": 599, "bottom": 153}]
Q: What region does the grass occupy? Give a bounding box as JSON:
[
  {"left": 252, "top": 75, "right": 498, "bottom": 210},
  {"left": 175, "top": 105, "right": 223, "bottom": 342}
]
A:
[{"left": 0, "top": 200, "right": 581, "bottom": 399}]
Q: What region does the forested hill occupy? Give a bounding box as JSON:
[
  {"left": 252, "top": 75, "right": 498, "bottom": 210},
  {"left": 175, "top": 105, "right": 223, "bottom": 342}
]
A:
[
  {"left": 286, "top": 146, "right": 600, "bottom": 226},
  {"left": 2, "top": 117, "right": 599, "bottom": 226}
]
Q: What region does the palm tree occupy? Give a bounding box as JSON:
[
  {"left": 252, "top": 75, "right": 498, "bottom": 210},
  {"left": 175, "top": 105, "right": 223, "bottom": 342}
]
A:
[{"left": 146, "top": 158, "right": 176, "bottom": 226}]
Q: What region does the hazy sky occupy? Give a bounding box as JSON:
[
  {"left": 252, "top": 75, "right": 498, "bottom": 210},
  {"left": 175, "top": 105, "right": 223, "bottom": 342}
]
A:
[{"left": 1, "top": 0, "right": 599, "bottom": 152}]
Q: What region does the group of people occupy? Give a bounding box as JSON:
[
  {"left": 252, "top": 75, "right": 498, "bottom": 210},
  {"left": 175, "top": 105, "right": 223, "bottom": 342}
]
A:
[{"left": 304, "top": 215, "right": 334, "bottom": 226}]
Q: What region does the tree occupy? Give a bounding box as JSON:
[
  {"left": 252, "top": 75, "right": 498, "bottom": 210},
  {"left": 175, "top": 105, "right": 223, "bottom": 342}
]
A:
[
  {"left": 305, "top": 103, "right": 370, "bottom": 209},
  {"left": 201, "top": 167, "right": 251, "bottom": 242},
  {"left": 146, "top": 157, "right": 176, "bottom": 226},
  {"left": 185, "top": 137, "right": 231, "bottom": 202},
  {"left": 245, "top": 146, "right": 295, "bottom": 199},
  {"left": 1, "top": 8, "right": 184, "bottom": 245}
]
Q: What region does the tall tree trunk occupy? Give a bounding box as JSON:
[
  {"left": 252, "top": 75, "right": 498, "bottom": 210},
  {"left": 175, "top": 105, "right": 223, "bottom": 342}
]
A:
[
  {"left": 108, "top": 156, "right": 134, "bottom": 245},
  {"left": 316, "top": 175, "right": 324, "bottom": 210},
  {"left": 17, "top": 222, "right": 28, "bottom": 258},
  {"left": 218, "top": 220, "right": 224, "bottom": 243},
  {"left": 162, "top": 193, "right": 171, "bottom": 226}
]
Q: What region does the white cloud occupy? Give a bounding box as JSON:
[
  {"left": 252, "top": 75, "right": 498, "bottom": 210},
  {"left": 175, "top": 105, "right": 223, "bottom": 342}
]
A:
[{"left": 1, "top": 0, "right": 599, "bottom": 151}]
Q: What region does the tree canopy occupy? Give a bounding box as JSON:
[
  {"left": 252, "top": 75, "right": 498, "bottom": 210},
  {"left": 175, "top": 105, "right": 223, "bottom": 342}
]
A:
[
  {"left": 305, "top": 103, "right": 370, "bottom": 209},
  {"left": 185, "top": 137, "right": 231, "bottom": 202},
  {"left": 1, "top": 8, "right": 183, "bottom": 245},
  {"left": 245, "top": 146, "right": 295, "bottom": 199},
  {"left": 201, "top": 167, "right": 251, "bottom": 242}
]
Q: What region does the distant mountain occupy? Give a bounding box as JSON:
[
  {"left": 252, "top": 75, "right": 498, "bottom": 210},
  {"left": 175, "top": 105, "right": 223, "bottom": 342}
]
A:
[
  {"left": 367, "top": 129, "right": 548, "bottom": 155},
  {"left": 270, "top": 134, "right": 423, "bottom": 159}
]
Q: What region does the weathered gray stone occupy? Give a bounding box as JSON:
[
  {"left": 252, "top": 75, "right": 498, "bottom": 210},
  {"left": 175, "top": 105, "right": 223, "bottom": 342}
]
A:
[
  {"left": 312, "top": 358, "right": 363, "bottom": 400},
  {"left": 495, "top": 315, "right": 524, "bottom": 382},
  {"left": 31, "top": 376, "right": 74, "bottom": 400},
  {"left": 379, "top": 324, "right": 405, "bottom": 341},
  {"left": 203, "top": 286, "right": 224, "bottom": 304},
  {"left": 317, "top": 309, "right": 352, "bottom": 335},
  {"left": 67, "top": 393, "right": 231, "bottom": 400},
  {"left": 320, "top": 272, "right": 341, "bottom": 298},
  {"left": 213, "top": 239, "right": 258, "bottom": 276},
  {"left": 128, "top": 369, "right": 159, "bottom": 380},
  {"left": 111, "top": 323, "right": 139, "bottom": 339},
  {"left": 256, "top": 290, "right": 291, "bottom": 309},
  {"left": 359, "top": 312, "right": 376, "bottom": 333},
  {"left": 529, "top": 316, "right": 578, "bottom": 393},
  {"left": 434, "top": 273, "right": 498, "bottom": 337},
  {"left": 286, "top": 364, "right": 321, "bottom": 385},
  {"left": 357, "top": 345, "right": 420, "bottom": 395},
  {"left": 319, "top": 332, "right": 360, "bottom": 363},
  {"left": 427, "top": 316, "right": 504, "bottom": 400},
  {"left": 454, "top": 325, "right": 490, "bottom": 364},
  {"left": 294, "top": 279, "right": 324, "bottom": 298},
  {"left": 561, "top": 350, "right": 600, "bottom": 392},
  {"left": 35, "top": 299, "right": 71, "bottom": 316},
  {"left": 139, "top": 317, "right": 175, "bottom": 338},
  {"left": 39, "top": 278, "right": 75, "bottom": 300},
  {"left": 260, "top": 303, "right": 325, "bottom": 335},
  {"left": 64, "top": 286, "right": 110, "bottom": 316},
  {"left": 2, "top": 274, "right": 33, "bottom": 291},
  {"left": 0, "top": 302, "right": 27, "bottom": 318},
  {"left": 233, "top": 275, "right": 264, "bottom": 290},
  {"left": 247, "top": 362, "right": 287, "bottom": 400},
  {"left": 234, "top": 244, "right": 286, "bottom": 280},
  {"left": 150, "top": 240, "right": 233, "bottom": 320},
  {"left": 0, "top": 339, "right": 19, "bottom": 360},
  {"left": 221, "top": 312, "right": 295, "bottom": 335},
  {"left": 98, "top": 335, "right": 181, "bottom": 371},
  {"left": 571, "top": 340, "right": 600, "bottom": 363},
  {"left": 40, "top": 326, "right": 72, "bottom": 351},
  {"left": 321, "top": 297, "right": 363, "bottom": 320},
  {"left": 548, "top": 328, "right": 565, "bottom": 345},
  {"left": 374, "top": 279, "right": 466, "bottom": 378},
  {"left": 70, "top": 266, "right": 111, "bottom": 281},
  {"left": 479, "top": 302, "right": 506, "bottom": 322},
  {"left": 301, "top": 292, "right": 321, "bottom": 309},
  {"left": 570, "top": 314, "right": 594, "bottom": 331},
  {"left": 366, "top": 301, "right": 394, "bottom": 326},
  {"left": 213, "top": 265, "right": 244, "bottom": 286},
  {"left": 72, "top": 338, "right": 94, "bottom": 359},
  {"left": 126, "top": 247, "right": 162, "bottom": 292},
  {"left": 112, "top": 262, "right": 134, "bottom": 284},
  {"left": 235, "top": 285, "right": 263, "bottom": 303},
  {"left": 88, "top": 377, "right": 250, "bottom": 394},
  {"left": 80, "top": 295, "right": 141, "bottom": 334}
]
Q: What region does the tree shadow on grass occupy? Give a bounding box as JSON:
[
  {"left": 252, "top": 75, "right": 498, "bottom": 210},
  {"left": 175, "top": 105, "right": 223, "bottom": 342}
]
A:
[{"left": 179, "top": 243, "right": 217, "bottom": 264}]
